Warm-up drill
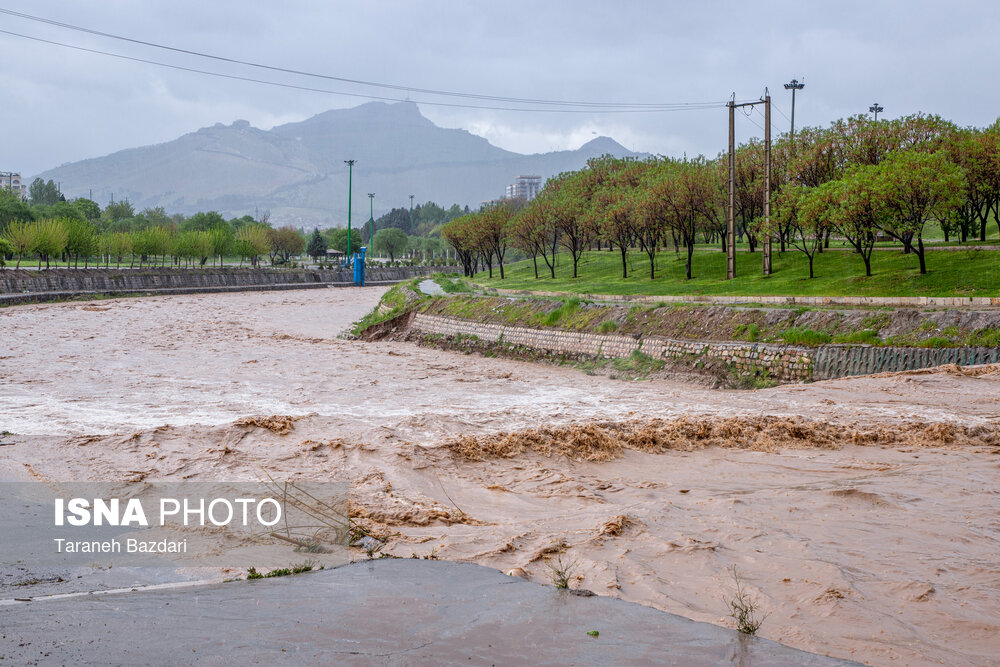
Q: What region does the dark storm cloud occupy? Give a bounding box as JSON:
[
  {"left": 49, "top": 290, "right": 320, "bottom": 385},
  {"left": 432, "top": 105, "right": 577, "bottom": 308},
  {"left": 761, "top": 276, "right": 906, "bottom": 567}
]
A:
[{"left": 1, "top": 0, "right": 998, "bottom": 176}]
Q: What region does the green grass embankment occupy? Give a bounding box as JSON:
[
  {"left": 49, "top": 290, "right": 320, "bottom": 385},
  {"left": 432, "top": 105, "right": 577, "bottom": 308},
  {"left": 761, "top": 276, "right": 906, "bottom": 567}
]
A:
[
  {"left": 421, "top": 295, "right": 1000, "bottom": 349},
  {"left": 473, "top": 246, "right": 1000, "bottom": 298}
]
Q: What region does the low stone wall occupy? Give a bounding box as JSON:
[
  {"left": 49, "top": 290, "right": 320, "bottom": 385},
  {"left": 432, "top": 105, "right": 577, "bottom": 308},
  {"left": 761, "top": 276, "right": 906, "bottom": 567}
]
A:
[
  {"left": 0, "top": 266, "right": 457, "bottom": 299},
  {"left": 410, "top": 313, "right": 1000, "bottom": 382},
  {"left": 412, "top": 313, "right": 812, "bottom": 382},
  {"left": 487, "top": 287, "right": 1000, "bottom": 309}
]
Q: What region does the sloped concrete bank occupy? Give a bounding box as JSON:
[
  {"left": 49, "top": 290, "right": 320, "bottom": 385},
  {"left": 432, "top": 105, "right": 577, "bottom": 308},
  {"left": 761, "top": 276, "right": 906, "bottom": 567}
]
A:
[
  {"left": 0, "top": 266, "right": 457, "bottom": 304},
  {"left": 410, "top": 312, "right": 1000, "bottom": 382}
]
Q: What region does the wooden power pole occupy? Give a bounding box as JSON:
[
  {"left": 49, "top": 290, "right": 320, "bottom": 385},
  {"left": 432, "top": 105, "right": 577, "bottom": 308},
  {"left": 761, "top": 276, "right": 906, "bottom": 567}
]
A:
[
  {"left": 727, "top": 99, "right": 736, "bottom": 280},
  {"left": 763, "top": 91, "right": 772, "bottom": 276}
]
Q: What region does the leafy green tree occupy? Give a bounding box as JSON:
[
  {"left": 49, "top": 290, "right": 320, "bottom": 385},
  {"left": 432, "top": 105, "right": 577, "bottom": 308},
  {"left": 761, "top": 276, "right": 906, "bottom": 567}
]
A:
[
  {"left": 207, "top": 225, "right": 233, "bottom": 267},
  {"left": 73, "top": 198, "right": 101, "bottom": 221},
  {"left": 0, "top": 188, "right": 34, "bottom": 234},
  {"left": 30, "top": 219, "right": 69, "bottom": 269},
  {"left": 29, "top": 179, "right": 61, "bottom": 206},
  {"left": 182, "top": 211, "right": 227, "bottom": 232},
  {"left": 175, "top": 230, "right": 212, "bottom": 267},
  {"left": 99, "top": 231, "right": 134, "bottom": 269},
  {"left": 306, "top": 228, "right": 328, "bottom": 260},
  {"left": 374, "top": 207, "right": 413, "bottom": 233},
  {"left": 140, "top": 206, "right": 173, "bottom": 228},
  {"left": 234, "top": 225, "right": 272, "bottom": 267},
  {"left": 776, "top": 186, "right": 832, "bottom": 279},
  {"left": 267, "top": 226, "right": 306, "bottom": 264},
  {"left": 874, "top": 151, "right": 965, "bottom": 274},
  {"left": 373, "top": 227, "right": 408, "bottom": 262},
  {"left": 0, "top": 235, "right": 11, "bottom": 268},
  {"left": 508, "top": 196, "right": 556, "bottom": 279},
  {"left": 32, "top": 201, "right": 84, "bottom": 222},
  {"left": 547, "top": 172, "right": 590, "bottom": 279},
  {"left": 325, "top": 227, "right": 350, "bottom": 255},
  {"left": 102, "top": 200, "right": 135, "bottom": 225},
  {"left": 442, "top": 215, "right": 478, "bottom": 276},
  {"left": 476, "top": 200, "right": 520, "bottom": 278},
  {"left": 66, "top": 218, "right": 99, "bottom": 268},
  {"left": 3, "top": 220, "right": 34, "bottom": 269},
  {"left": 947, "top": 128, "right": 1000, "bottom": 241},
  {"left": 825, "top": 168, "right": 886, "bottom": 277}
]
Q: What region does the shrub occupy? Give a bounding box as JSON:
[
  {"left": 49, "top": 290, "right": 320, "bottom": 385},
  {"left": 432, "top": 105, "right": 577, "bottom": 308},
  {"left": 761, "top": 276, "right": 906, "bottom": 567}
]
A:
[
  {"left": 725, "top": 566, "right": 768, "bottom": 635},
  {"left": 779, "top": 327, "right": 832, "bottom": 346},
  {"left": 598, "top": 319, "right": 619, "bottom": 333},
  {"left": 734, "top": 323, "right": 760, "bottom": 342},
  {"left": 832, "top": 329, "right": 882, "bottom": 345}
]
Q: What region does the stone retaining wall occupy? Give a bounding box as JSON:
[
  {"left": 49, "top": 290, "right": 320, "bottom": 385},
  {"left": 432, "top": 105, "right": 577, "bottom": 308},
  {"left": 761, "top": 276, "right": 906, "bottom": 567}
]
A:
[
  {"left": 411, "top": 313, "right": 1000, "bottom": 382},
  {"left": 487, "top": 287, "right": 1000, "bottom": 309},
  {"left": 0, "top": 266, "right": 457, "bottom": 298}
]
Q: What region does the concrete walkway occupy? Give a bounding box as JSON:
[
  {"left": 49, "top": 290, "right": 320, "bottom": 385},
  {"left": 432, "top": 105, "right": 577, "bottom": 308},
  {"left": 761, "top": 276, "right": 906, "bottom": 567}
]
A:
[{"left": 0, "top": 560, "right": 858, "bottom": 665}]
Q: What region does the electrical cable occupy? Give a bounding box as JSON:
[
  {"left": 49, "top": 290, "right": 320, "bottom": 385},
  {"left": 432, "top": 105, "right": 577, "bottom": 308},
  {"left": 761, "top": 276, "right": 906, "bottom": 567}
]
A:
[
  {"left": 0, "top": 28, "right": 738, "bottom": 114},
  {"left": 0, "top": 7, "right": 742, "bottom": 111}
]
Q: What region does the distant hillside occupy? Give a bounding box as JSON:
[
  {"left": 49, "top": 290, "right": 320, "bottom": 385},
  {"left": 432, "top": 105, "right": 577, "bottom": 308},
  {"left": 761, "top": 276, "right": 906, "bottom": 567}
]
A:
[{"left": 32, "top": 102, "right": 645, "bottom": 228}]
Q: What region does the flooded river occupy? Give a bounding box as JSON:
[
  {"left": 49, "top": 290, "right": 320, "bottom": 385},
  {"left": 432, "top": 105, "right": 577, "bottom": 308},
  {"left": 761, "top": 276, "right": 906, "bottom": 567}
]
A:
[{"left": 1, "top": 287, "right": 998, "bottom": 665}]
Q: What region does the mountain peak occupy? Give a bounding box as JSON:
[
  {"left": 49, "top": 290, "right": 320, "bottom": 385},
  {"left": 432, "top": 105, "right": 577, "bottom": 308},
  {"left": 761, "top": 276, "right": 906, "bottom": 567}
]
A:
[{"left": 579, "top": 136, "right": 631, "bottom": 154}]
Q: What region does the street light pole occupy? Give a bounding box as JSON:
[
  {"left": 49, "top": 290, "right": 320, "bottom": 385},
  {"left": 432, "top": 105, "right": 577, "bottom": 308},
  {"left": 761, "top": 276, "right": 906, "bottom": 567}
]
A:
[
  {"left": 869, "top": 103, "right": 884, "bottom": 121},
  {"left": 344, "top": 159, "right": 356, "bottom": 260},
  {"left": 368, "top": 192, "right": 375, "bottom": 249},
  {"left": 408, "top": 194, "right": 415, "bottom": 233},
  {"left": 783, "top": 78, "right": 805, "bottom": 139}
]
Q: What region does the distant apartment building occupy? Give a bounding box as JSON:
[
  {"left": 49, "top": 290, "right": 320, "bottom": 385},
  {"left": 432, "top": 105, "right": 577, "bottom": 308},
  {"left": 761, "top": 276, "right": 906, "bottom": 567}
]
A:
[
  {"left": 504, "top": 174, "right": 542, "bottom": 201},
  {"left": 0, "top": 171, "right": 27, "bottom": 197}
]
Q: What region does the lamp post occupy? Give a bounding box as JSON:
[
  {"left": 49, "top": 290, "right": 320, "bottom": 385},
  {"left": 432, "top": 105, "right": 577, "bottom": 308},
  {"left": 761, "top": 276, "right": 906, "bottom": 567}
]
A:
[
  {"left": 408, "top": 194, "right": 415, "bottom": 233},
  {"left": 869, "top": 103, "right": 884, "bottom": 121},
  {"left": 367, "top": 192, "right": 375, "bottom": 250},
  {"left": 783, "top": 78, "right": 805, "bottom": 138},
  {"left": 344, "top": 159, "right": 356, "bottom": 260}
]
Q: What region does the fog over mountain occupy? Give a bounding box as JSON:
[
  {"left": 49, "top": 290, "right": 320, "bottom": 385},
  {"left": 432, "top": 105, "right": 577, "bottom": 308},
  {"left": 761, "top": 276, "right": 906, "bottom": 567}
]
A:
[{"left": 33, "top": 102, "right": 643, "bottom": 227}]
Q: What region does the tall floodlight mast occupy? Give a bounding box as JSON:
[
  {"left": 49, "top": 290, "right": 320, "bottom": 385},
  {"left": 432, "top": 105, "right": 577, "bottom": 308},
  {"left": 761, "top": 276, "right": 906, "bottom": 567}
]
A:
[{"left": 783, "top": 78, "right": 805, "bottom": 138}]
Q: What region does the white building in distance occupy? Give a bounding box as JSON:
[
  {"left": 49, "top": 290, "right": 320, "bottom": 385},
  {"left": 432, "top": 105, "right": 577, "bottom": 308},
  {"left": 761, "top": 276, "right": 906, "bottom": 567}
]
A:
[
  {"left": 504, "top": 175, "right": 542, "bottom": 201},
  {"left": 0, "top": 172, "right": 27, "bottom": 197}
]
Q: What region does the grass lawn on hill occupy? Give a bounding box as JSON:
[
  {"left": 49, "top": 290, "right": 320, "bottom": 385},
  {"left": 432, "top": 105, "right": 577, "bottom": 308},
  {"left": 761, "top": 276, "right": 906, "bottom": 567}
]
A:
[{"left": 472, "top": 245, "right": 1000, "bottom": 298}]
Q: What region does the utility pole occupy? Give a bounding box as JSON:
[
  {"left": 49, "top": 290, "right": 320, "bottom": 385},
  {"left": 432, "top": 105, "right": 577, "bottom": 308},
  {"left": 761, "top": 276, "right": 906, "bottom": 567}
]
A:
[
  {"left": 408, "top": 194, "right": 415, "bottom": 233},
  {"left": 727, "top": 98, "right": 736, "bottom": 280},
  {"left": 763, "top": 91, "right": 772, "bottom": 276},
  {"left": 727, "top": 93, "right": 772, "bottom": 280},
  {"left": 367, "top": 192, "right": 375, "bottom": 248},
  {"left": 783, "top": 78, "right": 805, "bottom": 138},
  {"left": 344, "top": 159, "right": 356, "bottom": 260},
  {"left": 869, "top": 102, "right": 884, "bottom": 121}
]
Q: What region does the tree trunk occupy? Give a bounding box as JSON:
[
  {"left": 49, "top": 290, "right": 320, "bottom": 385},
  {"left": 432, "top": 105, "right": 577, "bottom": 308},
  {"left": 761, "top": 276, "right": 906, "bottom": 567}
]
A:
[
  {"left": 916, "top": 235, "right": 927, "bottom": 274},
  {"left": 685, "top": 240, "right": 694, "bottom": 280},
  {"left": 532, "top": 255, "right": 538, "bottom": 279},
  {"left": 619, "top": 244, "right": 628, "bottom": 279}
]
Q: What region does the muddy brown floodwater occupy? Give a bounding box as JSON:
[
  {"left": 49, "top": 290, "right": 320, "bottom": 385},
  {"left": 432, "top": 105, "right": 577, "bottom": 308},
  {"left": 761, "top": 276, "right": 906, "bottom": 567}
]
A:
[{"left": 1, "top": 288, "right": 999, "bottom": 666}]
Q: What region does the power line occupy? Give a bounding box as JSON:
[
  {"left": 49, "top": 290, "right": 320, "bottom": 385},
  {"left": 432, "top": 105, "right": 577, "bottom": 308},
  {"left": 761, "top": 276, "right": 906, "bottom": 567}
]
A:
[
  {"left": 0, "top": 7, "right": 737, "bottom": 112},
  {"left": 772, "top": 103, "right": 793, "bottom": 125},
  {"left": 0, "top": 28, "right": 741, "bottom": 114},
  {"left": 738, "top": 109, "right": 765, "bottom": 134}
]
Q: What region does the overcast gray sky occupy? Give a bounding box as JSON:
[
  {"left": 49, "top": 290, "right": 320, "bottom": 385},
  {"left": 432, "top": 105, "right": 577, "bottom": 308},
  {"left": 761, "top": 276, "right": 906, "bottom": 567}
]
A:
[{"left": 2, "top": 0, "right": 998, "bottom": 177}]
